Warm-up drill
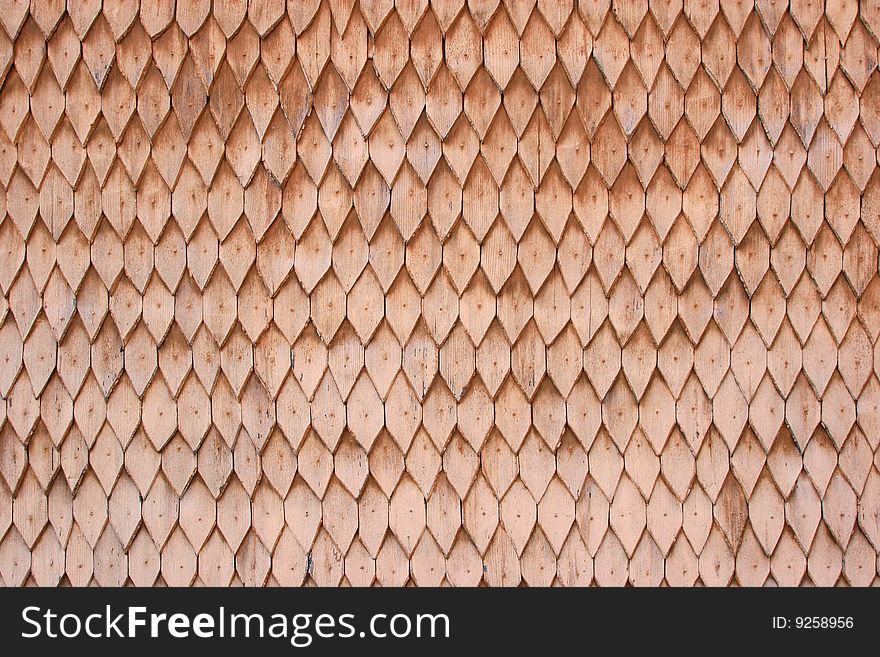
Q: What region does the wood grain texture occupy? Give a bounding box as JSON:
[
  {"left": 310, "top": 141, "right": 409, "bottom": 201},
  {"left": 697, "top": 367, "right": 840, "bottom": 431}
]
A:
[{"left": 0, "top": 0, "right": 879, "bottom": 587}]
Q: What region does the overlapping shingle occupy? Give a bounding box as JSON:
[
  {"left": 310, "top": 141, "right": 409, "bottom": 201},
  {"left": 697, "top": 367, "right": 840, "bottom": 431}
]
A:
[{"left": 0, "top": 1, "right": 878, "bottom": 587}]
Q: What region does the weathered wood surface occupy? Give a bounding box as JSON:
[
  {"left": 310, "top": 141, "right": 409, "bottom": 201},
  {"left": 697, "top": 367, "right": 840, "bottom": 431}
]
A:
[{"left": 0, "top": 0, "right": 878, "bottom": 586}]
